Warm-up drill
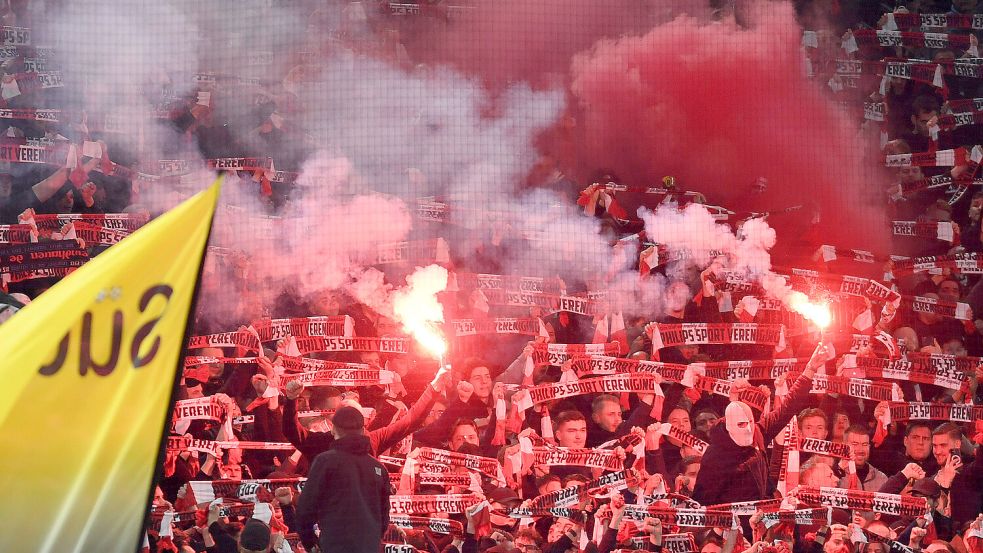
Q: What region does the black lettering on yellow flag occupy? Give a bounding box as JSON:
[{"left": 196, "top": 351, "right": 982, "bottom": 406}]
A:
[{"left": 0, "top": 180, "right": 221, "bottom": 552}]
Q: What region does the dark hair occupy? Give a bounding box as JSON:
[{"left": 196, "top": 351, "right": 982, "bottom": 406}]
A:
[
  {"left": 669, "top": 406, "right": 691, "bottom": 418},
  {"left": 912, "top": 94, "right": 941, "bottom": 116},
  {"left": 844, "top": 424, "right": 870, "bottom": 439},
  {"left": 694, "top": 408, "right": 719, "bottom": 421},
  {"left": 697, "top": 527, "right": 724, "bottom": 547},
  {"left": 591, "top": 168, "right": 621, "bottom": 184},
  {"left": 932, "top": 422, "right": 961, "bottom": 442},
  {"left": 515, "top": 527, "right": 543, "bottom": 546},
  {"left": 591, "top": 394, "right": 620, "bottom": 414},
  {"left": 553, "top": 410, "right": 586, "bottom": 430},
  {"left": 937, "top": 277, "right": 961, "bottom": 293},
  {"left": 535, "top": 473, "right": 560, "bottom": 490},
  {"left": 461, "top": 357, "right": 491, "bottom": 380},
  {"left": 797, "top": 408, "right": 828, "bottom": 428},
  {"left": 912, "top": 279, "right": 939, "bottom": 297},
  {"left": 676, "top": 454, "right": 703, "bottom": 475},
  {"left": 456, "top": 442, "right": 481, "bottom": 456},
  {"left": 450, "top": 418, "right": 478, "bottom": 437},
  {"left": 309, "top": 386, "right": 341, "bottom": 410},
  {"left": 905, "top": 421, "right": 933, "bottom": 436},
  {"left": 562, "top": 473, "right": 590, "bottom": 486},
  {"left": 941, "top": 337, "right": 966, "bottom": 352}
]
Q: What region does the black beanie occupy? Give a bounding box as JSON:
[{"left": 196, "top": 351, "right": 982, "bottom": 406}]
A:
[
  {"left": 332, "top": 405, "right": 365, "bottom": 432},
  {"left": 239, "top": 518, "right": 271, "bottom": 551}
]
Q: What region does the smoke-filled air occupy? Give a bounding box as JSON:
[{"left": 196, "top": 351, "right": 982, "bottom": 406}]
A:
[{"left": 4, "top": 0, "right": 980, "bottom": 550}]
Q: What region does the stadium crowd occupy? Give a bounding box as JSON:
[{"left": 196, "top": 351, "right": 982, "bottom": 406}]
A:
[{"left": 1, "top": 0, "right": 983, "bottom": 552}]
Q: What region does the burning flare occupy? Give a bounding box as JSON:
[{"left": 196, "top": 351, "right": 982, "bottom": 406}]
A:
[
  {"left": 392, "top": 265, "right": 449, "bottom": 359},
  {"left": 789, "top": 292, "right": 832, "bottom": 329},
  {"left": 413, "top": 323, "right": 448, "bottom": 359}
]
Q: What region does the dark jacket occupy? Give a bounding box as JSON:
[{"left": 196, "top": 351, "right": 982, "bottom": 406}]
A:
[
  {"left": 414, "top": 393, "right": 489, "bottom": 447},
  {"left": 586, "top": 397, "right": 656, "bottom": 448},
  {"left": 692, "top": 373, "right": 814, "bottom": 506},
  {"left": 870, "top": 444, "right": 939, "bottom": 477},
  {"left": 295, "top": 434, "right": 391, "bottom": 553},
  {"left": 935, "top": 447, "right": 983, "bottom": 529},
  {"left": 205, "top": 521, "right": 237, "bottom": 553}
]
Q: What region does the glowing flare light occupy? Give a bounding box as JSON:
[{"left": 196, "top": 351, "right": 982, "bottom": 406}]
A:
[
  {"left": 392, "top": 264, "right": 449, "bottom": 360},
  {"left": 410, "top": 322, "right": 448, "bottom": 360},
  {"left": 789, "top": 293, "right": 832, "bottom": 329}
]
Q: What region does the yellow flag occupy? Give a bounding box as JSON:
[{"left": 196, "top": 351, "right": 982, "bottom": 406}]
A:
[{"left": 0, "top": 180, "right": 221, "bottom": 552}]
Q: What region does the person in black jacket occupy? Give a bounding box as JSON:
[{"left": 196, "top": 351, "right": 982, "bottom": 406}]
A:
[
  {"left": 295, "top": 406, "right": 391, "bottom": 553},
  {"left": 586, "top": 392, "right": 659, "bottom": 447},
  {"left": 692, "top": 342, "right": 831, "bottom": 506}
]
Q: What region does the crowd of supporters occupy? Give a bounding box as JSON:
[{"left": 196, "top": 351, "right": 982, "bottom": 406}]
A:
[{"left": 2, "top": 1, "right": 983, "bottom": 552}]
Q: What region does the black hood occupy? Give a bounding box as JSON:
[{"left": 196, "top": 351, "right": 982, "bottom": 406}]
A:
[
  {"left": 708, "top": 419, "right": 759, "bottom": 456},
  {"left": 330, "top": 433, "right": 371, "bottom": 455}
]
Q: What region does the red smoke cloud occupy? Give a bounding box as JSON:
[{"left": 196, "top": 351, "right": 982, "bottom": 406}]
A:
[
  {"left": 401, "top": 0, "right": 708, "bottom": 88},
  {"left": 567, "top": 2, "right": 888, "bottom": 253}
]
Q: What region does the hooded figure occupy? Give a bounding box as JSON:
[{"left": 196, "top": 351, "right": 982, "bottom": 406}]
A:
[
  {"left": 295, "top": 407, "right": 391, "bottom": 553},
  {"left": 724, "top": 401, "right": 755, "bottom": 447},
  {"left": 692, "top": 344, "right": 830, "bottom": 506}
]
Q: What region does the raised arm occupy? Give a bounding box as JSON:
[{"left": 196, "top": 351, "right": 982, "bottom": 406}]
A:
[
  {"left": 758, "top": 343, "right": 831, "bottom": 443},
  {"left": 30, "top": 167, "right": 70, "bottom": 204},
  {"left": 371, "top": 365, "right": 450, "bottom": 453},
  {"left": 280, "top": 381, "right": 305, "bottom": 449},
  {"left": 413, "top": 378, "right": 488, "bottom": 447}
]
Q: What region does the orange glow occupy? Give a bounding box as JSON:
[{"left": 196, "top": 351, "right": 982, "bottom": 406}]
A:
[
  {"left": 392, "top": 265, "right": 449, "bottom": 360},
  {"left": 409, "top": 322, "right": 447, "bottom": 359},
  {"left": 789, "top": 293, "right": 832, "bottom": 329}
]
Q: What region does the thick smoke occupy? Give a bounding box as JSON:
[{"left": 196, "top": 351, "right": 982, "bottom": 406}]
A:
[
  {"left": 641, "top": 202, "right": 831, "bottom": 324},
  {"left": 189, "top": 49, "right": 564, "bottom": 327},
  {"left": 640, "top": 203, "right": 775, "bottom": 275},
  {"left": 38, "top": 0, "right": 204, "bottom": 180},
  {"left": 208, "top": 156, "right": 415, "bottom": 319},
  {"left": 401, "top": 0, "right": 711, "bottom": 88},
  {"left": 568, "top": 1, "right": 888, "bottom": 251},
  {"left": 29, "top": 0, "right": 889, "bottom": 331},
  {"left": 40, "top": 1, "right": 201, "bottom": 102},
  {"left": 295, "top": 59, "right": 564, "bottom": 199}
]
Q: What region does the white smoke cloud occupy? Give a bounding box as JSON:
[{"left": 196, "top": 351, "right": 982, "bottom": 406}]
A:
[
  {"left": 34, "top": 1, "right": 716, "bottom": 331},
  {"left": 640, "top": 202, "right": 830, "bottom": 324},
  {"left": 202, "top": 53, "right": 566, "bottom": 324},
  {"left": 294, "top": 58, "right": 563, "bottom": 199},
  {"left": 639, "top": 203, "right": 775, "bottom": 275}
]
